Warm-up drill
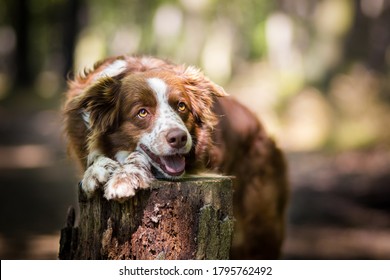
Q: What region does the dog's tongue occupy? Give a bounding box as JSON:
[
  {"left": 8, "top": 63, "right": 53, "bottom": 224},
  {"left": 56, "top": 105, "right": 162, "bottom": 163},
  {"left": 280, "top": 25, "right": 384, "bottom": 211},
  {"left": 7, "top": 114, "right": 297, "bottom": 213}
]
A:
[{"left": 160, "top": 155, "right": 185, "bottom": 175}]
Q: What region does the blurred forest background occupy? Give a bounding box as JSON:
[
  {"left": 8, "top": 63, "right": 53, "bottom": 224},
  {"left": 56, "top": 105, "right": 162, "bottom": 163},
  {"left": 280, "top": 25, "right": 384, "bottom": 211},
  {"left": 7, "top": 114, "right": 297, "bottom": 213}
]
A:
[{"left": 0, "top": 0, "right": 390, "bottom": 259}]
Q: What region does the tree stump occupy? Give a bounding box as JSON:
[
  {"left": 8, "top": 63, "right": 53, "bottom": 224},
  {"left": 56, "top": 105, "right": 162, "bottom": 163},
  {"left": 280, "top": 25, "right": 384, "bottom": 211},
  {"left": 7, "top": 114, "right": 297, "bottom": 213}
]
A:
[{"left": 59, "top": 176, "right": 234, "bottom": 260}]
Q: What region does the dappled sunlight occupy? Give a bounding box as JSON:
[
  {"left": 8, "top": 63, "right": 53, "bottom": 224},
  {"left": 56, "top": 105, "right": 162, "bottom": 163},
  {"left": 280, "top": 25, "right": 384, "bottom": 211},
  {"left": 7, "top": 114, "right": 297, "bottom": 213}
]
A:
[
  {"left": 26, "top": 234, "right": 60, "bottom": 259},
  {"left": 0, "top": 233, "right": 60, "bottom": 259},
  {"left": 180, "top": 0, "right": 210, "bottom": 13},
  {"left": 176, "top": 17, "right": 206, "bottom": 64},
  {"left": 329, "top": 65, "right": 390, "bottom": 149},
  {"left": 265, "top": 13, "right": 295, "bottom": 70},
  {"left": 314, "top": 0, "right": 354, "bottom": 37},
  {"left": 361, "top": 0, "right": 385, "bottom": 18},
  {"left": 282, "top": 88, "right": 333, "bottom": 151},
  {"left": 0, "top": 144, "right": 54, "bottom": 169},
  {"left": 74, "top": 29, "right": 106, "bottom": 74},
  {"left": 201, "top": 18, "right": 233, "bottom": 84},
  {"left": 153, "top": 4, "right": 183, "bottom": 52},
  {"left": 110, "top": 27, "right": 141, "bottom": 57},
  {"left": 226, "top": 62, "right": 281, "bottom": 136}
]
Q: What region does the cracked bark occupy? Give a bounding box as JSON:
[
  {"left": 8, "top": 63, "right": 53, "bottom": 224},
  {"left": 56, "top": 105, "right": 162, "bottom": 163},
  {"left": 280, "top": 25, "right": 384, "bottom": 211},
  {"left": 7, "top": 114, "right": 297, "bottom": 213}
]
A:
[{"left": 59, "top": 176, "right": 234, "bottom": 260}]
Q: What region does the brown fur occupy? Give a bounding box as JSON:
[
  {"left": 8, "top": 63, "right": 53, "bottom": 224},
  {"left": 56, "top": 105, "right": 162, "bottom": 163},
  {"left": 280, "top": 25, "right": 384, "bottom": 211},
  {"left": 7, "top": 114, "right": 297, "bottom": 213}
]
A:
[
  {"left": 63, "top": 55, "right": 289, "bottom": 259},
  {"left": 208, "top": 97, "right": 288, "bottom": 259}
]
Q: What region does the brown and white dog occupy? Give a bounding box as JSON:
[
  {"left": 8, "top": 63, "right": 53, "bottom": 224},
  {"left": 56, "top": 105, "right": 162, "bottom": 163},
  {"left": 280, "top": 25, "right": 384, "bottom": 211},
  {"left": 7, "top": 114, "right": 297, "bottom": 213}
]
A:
[{"left": 63, "top": 55, "right": 288, "bottom": 259}]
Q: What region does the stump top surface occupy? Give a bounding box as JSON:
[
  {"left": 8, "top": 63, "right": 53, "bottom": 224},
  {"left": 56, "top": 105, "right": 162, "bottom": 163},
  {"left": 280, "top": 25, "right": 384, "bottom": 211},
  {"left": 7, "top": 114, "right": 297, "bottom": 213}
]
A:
[{"left": 154, "top": 175, "right": 233, "bottom": 183}]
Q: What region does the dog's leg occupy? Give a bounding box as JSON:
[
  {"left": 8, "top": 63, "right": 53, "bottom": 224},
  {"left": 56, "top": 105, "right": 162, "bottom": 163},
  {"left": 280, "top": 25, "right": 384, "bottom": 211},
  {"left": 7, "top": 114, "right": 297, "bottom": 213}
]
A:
[
  {"left": 81, "top": 151, "right": 120, "bottom": 197},
  {"left": 104, "top": 151, "right": 154, "bottom": 201}
]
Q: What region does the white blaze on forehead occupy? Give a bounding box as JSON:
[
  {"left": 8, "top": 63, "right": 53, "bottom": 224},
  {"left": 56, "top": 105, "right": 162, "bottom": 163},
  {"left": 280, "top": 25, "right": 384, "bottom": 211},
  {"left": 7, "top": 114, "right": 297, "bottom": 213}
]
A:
[
  {"left": 94, "top": 59, "right": 127, "bottom": 81},
  {"left": 140, "top": 77, "right": 192, "bottom": 157},
  {"left": 147, "top": 77, "right": 168, "bottom": 102}
]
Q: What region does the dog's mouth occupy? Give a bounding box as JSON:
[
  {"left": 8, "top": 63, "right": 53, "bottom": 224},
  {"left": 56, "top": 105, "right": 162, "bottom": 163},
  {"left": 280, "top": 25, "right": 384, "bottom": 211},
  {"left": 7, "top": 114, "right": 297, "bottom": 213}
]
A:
[{"left": 140, "top": 144, "right": 186, "bottom": 177}]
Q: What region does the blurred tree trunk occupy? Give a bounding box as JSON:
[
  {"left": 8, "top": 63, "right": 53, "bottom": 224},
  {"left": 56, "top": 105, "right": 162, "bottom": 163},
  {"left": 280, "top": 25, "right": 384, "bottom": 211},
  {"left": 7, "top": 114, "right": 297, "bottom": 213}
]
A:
[
  {"left": 346, "top": 2, "right": 390, "bottom": 73},
  {"left": 62, "top": 0, "right": 85, "bottom": 78},
  {"left": 8, "top": 0, "right": 85, "bottom": 90},
  {"left": 12, "top": 0, "right": 31, "bottom": 87}
]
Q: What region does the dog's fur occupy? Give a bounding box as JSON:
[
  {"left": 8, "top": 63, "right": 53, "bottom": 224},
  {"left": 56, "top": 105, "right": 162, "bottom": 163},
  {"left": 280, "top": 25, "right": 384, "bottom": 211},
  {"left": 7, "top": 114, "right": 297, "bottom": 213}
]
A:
[{"left": 63, "top": 55, "right": 288, "bottom": 259}]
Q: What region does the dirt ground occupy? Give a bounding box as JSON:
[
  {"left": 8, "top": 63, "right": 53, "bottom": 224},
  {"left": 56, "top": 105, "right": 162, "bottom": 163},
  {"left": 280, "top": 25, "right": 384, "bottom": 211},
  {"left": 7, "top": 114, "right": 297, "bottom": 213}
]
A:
[
  {"left": 0, "top": 107, "right": 389, "bottom": 259},
  {"left": 284, "top": 150, "right": 390, "bottom": 259}
]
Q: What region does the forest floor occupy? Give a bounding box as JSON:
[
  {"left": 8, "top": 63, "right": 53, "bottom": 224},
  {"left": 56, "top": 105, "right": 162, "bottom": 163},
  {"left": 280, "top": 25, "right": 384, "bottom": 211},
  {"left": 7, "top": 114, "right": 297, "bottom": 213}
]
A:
[
  {"left": 1, "top": 104, "right": 390, "bottom": 259},
  {"left": 284, "top": 149, "right": 390, "bottom": 259}
]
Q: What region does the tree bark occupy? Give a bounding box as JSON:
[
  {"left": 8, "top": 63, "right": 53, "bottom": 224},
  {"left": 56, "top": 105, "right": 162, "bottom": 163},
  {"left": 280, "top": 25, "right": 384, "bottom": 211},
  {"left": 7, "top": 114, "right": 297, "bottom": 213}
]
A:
[{"left": 59, "top": 176, "right": 234, "bottom": 260}]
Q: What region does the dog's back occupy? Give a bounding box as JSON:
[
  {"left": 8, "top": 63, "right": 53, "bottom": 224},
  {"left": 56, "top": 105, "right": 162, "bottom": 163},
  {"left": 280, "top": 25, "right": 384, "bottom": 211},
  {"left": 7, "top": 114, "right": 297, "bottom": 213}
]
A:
[{"left": 208, "top": 97, "right": 289, "bottom": 259}]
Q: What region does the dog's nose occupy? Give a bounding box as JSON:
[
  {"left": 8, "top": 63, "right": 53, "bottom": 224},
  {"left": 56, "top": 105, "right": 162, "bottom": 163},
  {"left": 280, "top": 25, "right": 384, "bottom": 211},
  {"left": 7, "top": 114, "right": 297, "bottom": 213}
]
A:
[{"left": 166, "top": 128, "right": 188, "bottom": 149}]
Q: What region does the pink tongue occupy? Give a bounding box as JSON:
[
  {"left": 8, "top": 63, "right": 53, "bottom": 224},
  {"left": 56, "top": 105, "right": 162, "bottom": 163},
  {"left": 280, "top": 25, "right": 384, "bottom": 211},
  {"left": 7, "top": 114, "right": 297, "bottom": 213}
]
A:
[{"left": 160, "top": 155, "right": 185, "bottom": 174}]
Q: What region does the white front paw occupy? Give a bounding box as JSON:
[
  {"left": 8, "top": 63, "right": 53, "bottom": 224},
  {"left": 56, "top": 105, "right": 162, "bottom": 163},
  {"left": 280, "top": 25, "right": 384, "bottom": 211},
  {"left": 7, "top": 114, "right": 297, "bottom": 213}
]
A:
[
  {"left": 81, "top": 156, "right": 120, "bottom": 197},
  {"left": 104, "top": 152, "right": 153, "bottom": 201}
]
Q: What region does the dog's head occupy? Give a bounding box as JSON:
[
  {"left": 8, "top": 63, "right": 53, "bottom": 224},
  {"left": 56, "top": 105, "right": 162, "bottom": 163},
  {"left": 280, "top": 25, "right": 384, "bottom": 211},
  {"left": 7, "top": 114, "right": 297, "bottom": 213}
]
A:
[{"left": 70, "top": 57, "right": 227, "bottom": 178}]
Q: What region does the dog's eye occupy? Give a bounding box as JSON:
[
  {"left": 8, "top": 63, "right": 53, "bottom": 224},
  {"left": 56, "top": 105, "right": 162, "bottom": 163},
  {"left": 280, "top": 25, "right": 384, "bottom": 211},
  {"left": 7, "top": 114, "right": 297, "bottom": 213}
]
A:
[
  {"left": 177, "top": 102, "right": 186, "bottom": 112},
  {"left": 137, "top": 108, "right": 148, "bottom": 118}
]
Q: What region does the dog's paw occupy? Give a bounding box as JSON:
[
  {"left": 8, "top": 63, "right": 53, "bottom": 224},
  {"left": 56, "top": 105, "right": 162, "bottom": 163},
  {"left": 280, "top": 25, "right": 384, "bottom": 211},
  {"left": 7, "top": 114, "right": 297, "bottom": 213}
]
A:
[
  {"left": 104, "top": 151, "right": 153, "bottom": 201},
  {"left": 81, "top": 156, "right": 120, "bottom": 197}
]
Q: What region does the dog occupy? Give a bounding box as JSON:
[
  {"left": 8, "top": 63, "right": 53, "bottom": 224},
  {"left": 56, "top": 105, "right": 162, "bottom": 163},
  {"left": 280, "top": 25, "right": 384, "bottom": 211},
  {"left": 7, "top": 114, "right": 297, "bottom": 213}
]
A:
[{"left": 63, "top": 55, "right": 288, "bottom": 259}]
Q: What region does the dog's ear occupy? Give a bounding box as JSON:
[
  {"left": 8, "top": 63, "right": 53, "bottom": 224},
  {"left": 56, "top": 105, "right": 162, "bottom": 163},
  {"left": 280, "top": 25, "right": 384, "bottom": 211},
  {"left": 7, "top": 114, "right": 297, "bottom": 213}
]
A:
[
  {"left": 182, "top": 66, "right": 228, "bottom": 127},
  {"left": 76, "top": 76, "right": 122, "bottom": 134}
]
